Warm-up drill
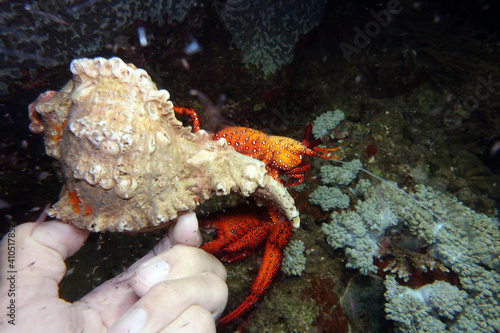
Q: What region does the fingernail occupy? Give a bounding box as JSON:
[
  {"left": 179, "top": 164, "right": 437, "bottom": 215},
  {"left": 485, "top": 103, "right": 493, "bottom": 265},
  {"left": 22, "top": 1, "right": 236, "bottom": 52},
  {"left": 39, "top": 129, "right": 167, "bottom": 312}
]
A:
[
  {"left": 178, "top": 212, "right": 198, "bottom": 232},
  {"left": 173, "top": 212, "right": 201, "bottom": 245},
  {"left": 108, "top": 307, "right": 146, "bottom": 333},
  {"left": 136, "top": 258, "right": 169, "bottom": 287}
]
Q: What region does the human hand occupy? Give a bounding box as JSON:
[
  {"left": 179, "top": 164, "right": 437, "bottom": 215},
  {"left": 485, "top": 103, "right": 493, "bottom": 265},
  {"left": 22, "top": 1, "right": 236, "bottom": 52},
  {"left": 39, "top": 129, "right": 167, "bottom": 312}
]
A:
[{"left": 0, "top": 212, "right": 228, "bottom": 332}]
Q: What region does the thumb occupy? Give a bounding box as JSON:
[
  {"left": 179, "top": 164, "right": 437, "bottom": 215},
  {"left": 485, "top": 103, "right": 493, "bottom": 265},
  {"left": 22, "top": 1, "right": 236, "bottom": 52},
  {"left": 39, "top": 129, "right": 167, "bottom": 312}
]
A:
[{"left": 153, "top": 212, "right": 202, "bottom": 255}]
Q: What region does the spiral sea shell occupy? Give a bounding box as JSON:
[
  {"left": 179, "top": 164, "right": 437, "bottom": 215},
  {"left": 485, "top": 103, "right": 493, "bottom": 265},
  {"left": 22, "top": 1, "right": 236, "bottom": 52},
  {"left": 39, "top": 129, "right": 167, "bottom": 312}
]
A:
[{"left": 29, "top": 57, "right": 299, "bottom": 232}]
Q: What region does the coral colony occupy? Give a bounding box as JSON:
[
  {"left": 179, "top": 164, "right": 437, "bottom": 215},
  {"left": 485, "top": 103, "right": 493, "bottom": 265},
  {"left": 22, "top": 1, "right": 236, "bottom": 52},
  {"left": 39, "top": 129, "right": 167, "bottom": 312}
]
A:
[
  {"left": 221, "top": 0, "right": 329, "bottom": 76},
  {"left": 306, "top": 110, "right": 500, "bottom": 331},
  {"left": 311, "top": 109, "right": 346, "bottom": 140},
  {"left": 281, "top": 239, "right": 307, "bottom": 277}
]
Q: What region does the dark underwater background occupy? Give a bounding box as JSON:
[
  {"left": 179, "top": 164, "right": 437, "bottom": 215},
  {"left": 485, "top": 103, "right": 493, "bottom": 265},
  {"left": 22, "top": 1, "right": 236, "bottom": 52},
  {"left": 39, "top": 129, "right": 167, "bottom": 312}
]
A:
[{"left": 1, "top": 0, "right": 499, "bottom": 332}]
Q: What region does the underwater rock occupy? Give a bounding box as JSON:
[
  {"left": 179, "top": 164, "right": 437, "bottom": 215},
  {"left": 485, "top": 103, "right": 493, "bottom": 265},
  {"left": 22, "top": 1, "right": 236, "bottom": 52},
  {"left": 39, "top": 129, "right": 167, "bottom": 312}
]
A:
[{"left": 29, "top": 57, "right": 299, "bottom": 232}]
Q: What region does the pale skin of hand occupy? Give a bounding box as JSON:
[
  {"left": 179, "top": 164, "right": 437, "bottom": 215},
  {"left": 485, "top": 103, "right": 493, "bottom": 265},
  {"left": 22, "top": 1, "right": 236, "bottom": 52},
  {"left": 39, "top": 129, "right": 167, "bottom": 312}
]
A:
[{"left": 0, "top": 212, "right": 228, "bottom": 333}]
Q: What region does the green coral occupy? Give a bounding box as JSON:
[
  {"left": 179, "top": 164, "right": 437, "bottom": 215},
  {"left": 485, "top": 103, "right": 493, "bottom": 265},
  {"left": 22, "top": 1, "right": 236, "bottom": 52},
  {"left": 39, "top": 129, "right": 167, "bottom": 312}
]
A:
[
  {"left": 320, "top": 159, "right": 362, "bottom": 186},
  {"left": 281, "top": 239, "right": 306, "bottom": 277},
  {"left": 322, "top": 193, "right": 399, "bottom": 274},
  {"left": 384, "top": 276, "right": 466, "bottom": 332},
  {"left": 309, "top": 186, "right": 350, "bottom": 211},
  {"left": 319, "top": 178, "right": 500, "bottom": 331},
  {"left": 312, "top": 109, "right": 345, "bottom": 139},
  {"left": 308, "top": 159, "right": 363, "bottom": 212}
]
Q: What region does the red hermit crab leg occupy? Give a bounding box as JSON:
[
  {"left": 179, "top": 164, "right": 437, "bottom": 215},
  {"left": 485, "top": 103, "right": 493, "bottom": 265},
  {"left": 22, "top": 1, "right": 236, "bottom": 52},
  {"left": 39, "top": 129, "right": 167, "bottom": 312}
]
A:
[
  {"left": 172, "top": 106, "right": 200, "bottom": 132},
  {"left": 217, "top": 209, "right": 293, "bottom": 326}
]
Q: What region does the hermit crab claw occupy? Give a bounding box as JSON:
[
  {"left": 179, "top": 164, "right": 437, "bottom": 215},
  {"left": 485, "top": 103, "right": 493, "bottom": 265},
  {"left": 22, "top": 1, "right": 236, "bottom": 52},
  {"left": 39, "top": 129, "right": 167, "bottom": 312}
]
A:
[{"left": 312, "top": 146, "right": 343, "bottom": 160}]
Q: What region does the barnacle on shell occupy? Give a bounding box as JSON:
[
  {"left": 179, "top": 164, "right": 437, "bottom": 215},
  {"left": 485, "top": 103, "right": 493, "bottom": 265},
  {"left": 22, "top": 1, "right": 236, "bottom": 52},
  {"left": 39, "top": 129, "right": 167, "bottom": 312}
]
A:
[
  {"left": 98, "top": 177, "right": 115, "bottom": 190},
  {"left": 100, "top": 139, "right": 121, "bottom": 156},
  {"left": 29, "top": 57, "right": 299, "bottom": 232},
  {"left": 115, "top": 175, "right": 139, "bottom": 199}
]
